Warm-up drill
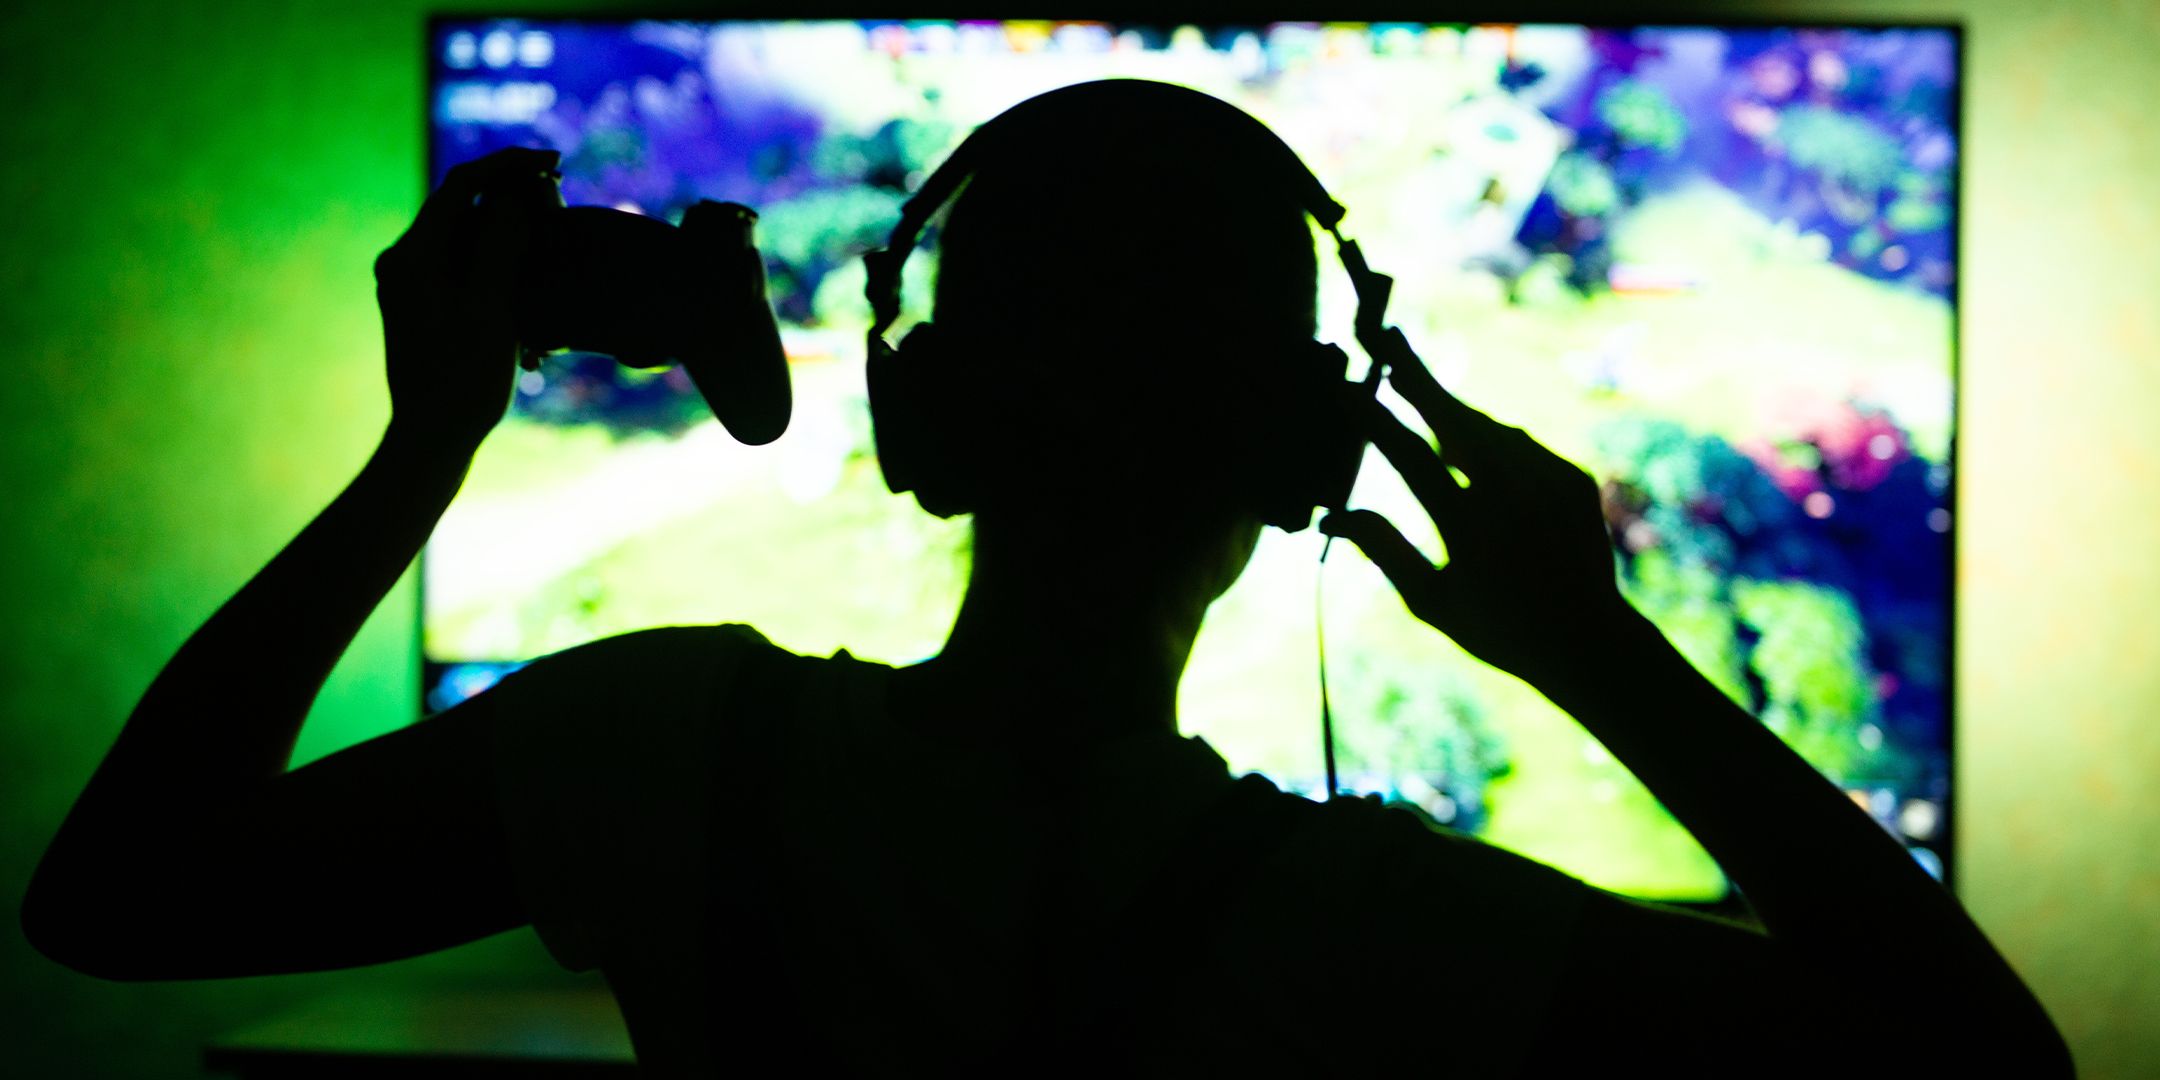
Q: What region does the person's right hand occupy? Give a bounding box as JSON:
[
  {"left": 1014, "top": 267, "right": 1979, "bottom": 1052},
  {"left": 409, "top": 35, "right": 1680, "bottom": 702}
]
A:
[
  {"left": 1320, "top": 354, "right": 1632, "bottom": 688},
  {"left": 374, "top": 146, "right": 558, "bottom": 453}
]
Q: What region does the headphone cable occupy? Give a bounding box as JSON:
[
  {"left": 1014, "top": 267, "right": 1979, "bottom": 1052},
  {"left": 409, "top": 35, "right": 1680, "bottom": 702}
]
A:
[{"left": 1318, "top": 535, "right": 1340, "bottom": 802}]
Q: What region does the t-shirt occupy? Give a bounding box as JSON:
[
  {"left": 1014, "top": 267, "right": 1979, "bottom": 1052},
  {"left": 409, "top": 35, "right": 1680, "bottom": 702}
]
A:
[{"left": 487, "top": 624, "right": 1591, "bottom": 1076}]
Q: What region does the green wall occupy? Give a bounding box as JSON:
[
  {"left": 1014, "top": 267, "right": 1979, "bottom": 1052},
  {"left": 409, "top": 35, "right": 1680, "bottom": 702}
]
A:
[{"left": 1, "top": 2, "right": 2152, "bottom": 1075}]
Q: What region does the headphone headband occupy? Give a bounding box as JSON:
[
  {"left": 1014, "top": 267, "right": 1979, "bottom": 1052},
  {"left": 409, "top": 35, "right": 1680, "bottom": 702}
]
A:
[{"left": 865, "top": 79, "right": 1349, "bottom": 342}]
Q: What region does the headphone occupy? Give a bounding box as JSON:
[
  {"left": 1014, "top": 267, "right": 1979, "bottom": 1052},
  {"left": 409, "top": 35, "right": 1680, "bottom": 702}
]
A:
[{"left": 862, "top": 79, "right": 1407, "bottom": 534}]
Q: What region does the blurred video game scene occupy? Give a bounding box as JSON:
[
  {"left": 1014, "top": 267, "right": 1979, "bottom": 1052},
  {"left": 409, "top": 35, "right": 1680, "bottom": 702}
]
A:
[{"left": 426, "top": 20, "right": 1957, "bottom": 899}]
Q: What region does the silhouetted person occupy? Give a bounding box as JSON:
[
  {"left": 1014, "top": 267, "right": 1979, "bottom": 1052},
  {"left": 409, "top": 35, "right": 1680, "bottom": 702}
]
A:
[{"left": 25, "top": 81, "right": 2070, "bottom": 1076}]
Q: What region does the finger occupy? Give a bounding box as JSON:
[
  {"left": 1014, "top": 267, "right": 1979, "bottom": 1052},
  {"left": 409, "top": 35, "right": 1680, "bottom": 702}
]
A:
[
  {"left": 1384, "top": 345, "right": 1502, "bottom": 474},
  {"left": 1356, "top": 396, "right": 1464, "bottom": 522},
  {"left": 414, "top": 146, "right": 561, "bottom": 237},
  {"left": 467, "top": 195, "right": 529, "bottom": 337},
  {"left": 1318, "top": 509, "right": 1442, "bottom": 614}
]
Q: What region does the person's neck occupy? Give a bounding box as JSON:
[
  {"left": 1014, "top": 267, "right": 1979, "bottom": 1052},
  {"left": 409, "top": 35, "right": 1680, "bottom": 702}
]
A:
[{"left": 901, "top": 521, "right": 1214, "bottom": 743}]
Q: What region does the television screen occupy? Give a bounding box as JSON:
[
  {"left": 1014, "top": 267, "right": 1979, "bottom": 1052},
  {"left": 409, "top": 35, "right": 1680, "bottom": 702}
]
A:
[{"left": 425, "top": 18, "right": 1957, "bottom": 900}]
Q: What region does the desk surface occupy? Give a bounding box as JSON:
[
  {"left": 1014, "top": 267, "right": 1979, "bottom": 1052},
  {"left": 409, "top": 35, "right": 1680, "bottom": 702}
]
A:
[{"left": 204, "top": 987, "right": 638, "bottom": 1078}]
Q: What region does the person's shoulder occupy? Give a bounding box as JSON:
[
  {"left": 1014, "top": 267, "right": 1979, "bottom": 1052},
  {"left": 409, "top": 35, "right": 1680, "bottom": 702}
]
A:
[
  {"left": 540, "top": 623, "right": 775, "bottom": 663},
  {"left": 484, "top": 625, "right": 789, "bottom": 794},
  {"left": 504, "top": 623, "right": 775, "bottom": 682},
  {"left": 478, "top": 624, "right": 787, "bottom": 734},
  {"left": 1197, "top": 788, "right": 1594, "bottom": 1073},
  {"left": 1263, "top": 789, "right": 1591, "bottom": 912}
]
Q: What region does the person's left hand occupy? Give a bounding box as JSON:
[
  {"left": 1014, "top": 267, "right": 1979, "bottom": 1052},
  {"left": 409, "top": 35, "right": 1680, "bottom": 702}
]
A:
[
  {"left": 1320, "top": 354, "right": 1633, "bottom": 690},
  {"left": 373, "top": 146, "right": 558, "bottom": 452}
]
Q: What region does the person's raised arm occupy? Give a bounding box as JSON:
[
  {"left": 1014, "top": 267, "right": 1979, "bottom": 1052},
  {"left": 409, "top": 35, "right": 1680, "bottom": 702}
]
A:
[
  {"left": 1318, "top": 353, "right": 2070, "bottom": 1073},
  {"left": 24, "top": 148, "right": 557, "bottom": 942}
]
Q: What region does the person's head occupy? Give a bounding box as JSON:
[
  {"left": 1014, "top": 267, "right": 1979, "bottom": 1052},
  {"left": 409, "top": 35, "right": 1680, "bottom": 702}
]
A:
[{"left": 873, "top": 81, "right": 1330, "bottom": 602}]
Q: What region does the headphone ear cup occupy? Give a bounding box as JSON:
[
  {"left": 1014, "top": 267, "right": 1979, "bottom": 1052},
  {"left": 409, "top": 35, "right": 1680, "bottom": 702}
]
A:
[
  {"left": 865, "top": 335, "right": 922, "bottom": 497},
  {"left": 1305, "top": 342, "right": 1368, "bottom": 515},
  {"left": 1249, "top": 341, "right": 1361, "bottom": 532},
  {"left": 867, "top": 322, "right": 977, "bottom": 518}
]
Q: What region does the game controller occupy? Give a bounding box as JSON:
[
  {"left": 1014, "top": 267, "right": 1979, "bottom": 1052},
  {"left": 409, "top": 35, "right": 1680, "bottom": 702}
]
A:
[{"left": 479, "top": 165, "right": 792, "bottom": 445}]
